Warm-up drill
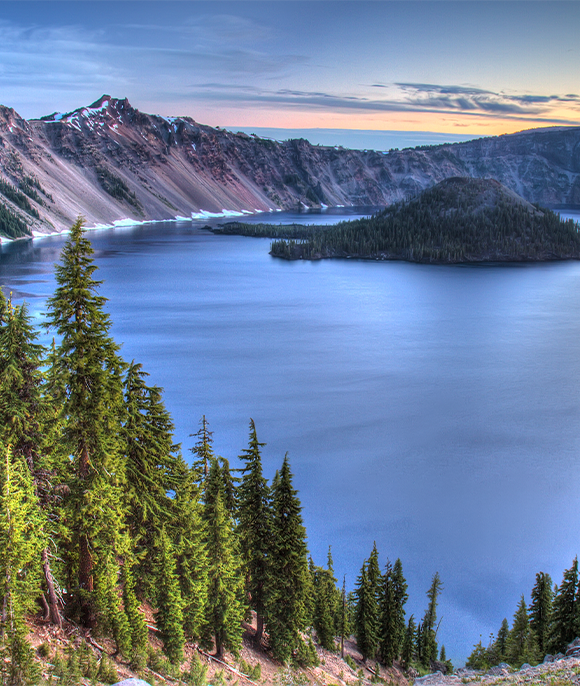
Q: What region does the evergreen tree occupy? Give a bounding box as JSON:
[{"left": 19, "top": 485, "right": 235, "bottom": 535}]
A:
[
  {"left": 121, "top": 560, "right": 148, "bottom": 668},
  {"left": 550, "top": 558, "right": 578, "bottom": 653},
  {"left": 0, "top": 447, "right": 44, "bottom": 685},
  {"left": 420, "top": 572, "right": 443, "bottom": 667},
  {"left": 378, "top": 558, "right": 408, "bottom": 665},
  {"left": 495, "top": 618, "right": 509, "bottom": 662},
  {"left": 190, "top": 415, "right": 214, "bottom": 484},
  {"left": 267, "top": 454, "right": 310, "bottom": 663},
  {"left": 401, "top": 615, "right": 416, "bottom": 669},
  {"left": 94, "top": 548, "right": 132, "bottom": 657},
  {"left": 0, "top": 299, "right": 63, "bottom": 627},
  {"left": 44, "top": 218, "right": 128, "bottom": 627},
  {"left": 312, "top": 565, "right": 338, "bottom": 651},
  {"left": 378, "top": 560, "right": 396, "bottom": 665},
  {"left": 354, "top": 562, "right": 379, "bottom": 661},
  {"left": 506, "top": 596, "right": 538, "bottom": 667},
  {"left": 173, "top": 459, "right": 209, "bottom": 643},
  {"left": 123, "top": 361, "right": 183, "bottom": 590},
  {"left": 237, "top": 419, "right": 271, "bottom": 643},
  {"left": 203, "top": 459, "right": 244, "bottom": 658},
  {"left": 529, "top": 572, "right": 553, "bottom": 657},
  {"left": 0, "top": 300, "right": 45, "bottom": 474},
  {"left": 154, "top": 528, "right": 185, "bottom": 665}
]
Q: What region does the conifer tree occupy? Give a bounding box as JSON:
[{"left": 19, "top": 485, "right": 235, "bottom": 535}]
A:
[
  {"left": 312, "top": 564, "right": 338, "bottom": 651},
  {"left": 94, "top": 548, "right": 132, "bottom": 657},
  {"left": 0, "top": 447, "right": 44, "bottom": 685},
  {"left": 121, "top": 560, "right": 148, "bottom": 668},
  {"left": 550, "top": 558, "right": 578, "bottom": 653},
  {"left": 190, "top": 415, "right": 214, "bottom": 484},
  {"left": 401, "top": 615, "right": 416, "bottom": 669},
  {"left": 529, "top": 571, "right": 553, "bottom": 657},
  {"left": 420, "top": 572, "right": 443, "bottom": 667},
  {"left": 506, "top": 596, "right": 538, "bottom": 667},
  {"left": 237, "top": 419, "right": 271, "bottom": 643},
  {"left": 44, "top": 218, "right": 128, "bottom": 627},
  {"left": 203, "top": 459, "right": 244, "bottom": 658},
  {"left": 0, "top": 300, "right": 45, "bottom": 474},
  {"left": 326, "top": 548, "right": 342, "bottom": 636},
  {"left": 173, "top": 459, "right": 209, "bottom": 643},
  {"left": 267, "top": 454, "right": 310, "bottom": 663},
  {"left": 0, "top": 300, "right": 63, "bottom": 627},
  {"left": 123, "top": 361, "right": 183, "bottom": 589},
  {"left": 495, "top": 618, "right": 509, "bottom": 662},
  {"left": 378, "top": 561, "right": 398, "bottom": 665},
  {"left": 354, "top": 562, "right": 379, "bottom": 661},
  {"left": 154, "top": 528, "right": 185, "bottom": 665}
]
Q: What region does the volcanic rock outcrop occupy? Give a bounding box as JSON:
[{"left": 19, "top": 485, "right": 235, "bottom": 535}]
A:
[{"left": 0, "top": 95, "right": 579, "bottom": 237}]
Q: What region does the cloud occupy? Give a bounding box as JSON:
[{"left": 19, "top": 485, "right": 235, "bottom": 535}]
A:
[
  {"left": 186, "top": 81, "right": 580, "bottom": 126},
  {"left": 389, "top": 82, "right": 580, "bottom": 118}
]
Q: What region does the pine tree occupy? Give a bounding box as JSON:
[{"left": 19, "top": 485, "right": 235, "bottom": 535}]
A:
[
  {"left": 123, "top": 361, "right": 183, "bottom": 590},
  {"left": 0, "top": 447, "right": 44, "bottom": 685},
  {"left": 378, "top": 561, "right": 398, "bottom": 665},
  {"left": 420, "top": 572, "right": 443, "bottom": 668},
  {"left": 529, "top": 571, "right": 553, "bottom": 657},
  {"left": 312, "top": 565, "right": 338, "bottom": 651},
  {"left": 237, "top": 419, "right": 271, "bottom": 643},
  {"left": 203, "top": 459, "right": 244, "bottom": 658},
  {"left": 495, "top": 618, "right": 509, "bottom": 662},
  {"left": 190, "top": 415, "right": 214, "bottom": 484},
  {"left": 550, "top": 558, "right": 578, "bottom": 653},
  {"left": 354, "top": 562, "right": 379, "bottom": 661},
  {"left": 506, "top": 596, "right": 538, "bottom": 667},
  {"left": 121, "top": 560, "right": 148, "bottom": 668},
  {"left": 267, "top": 454, "right": 310, "bottom": 663},
  {"left": 173, "top": 459, "right": 209, "bottom": 643},
  {"left": 44, "top": 218, "right": 128, "bottom": 627},
  {"left": 0, "top": 298, "right": 63, "bottom": 629},
  {"left": 401, "top": 615, "right": 416, "bottom": 668},
  {"left": 154, "top": 528, "right": 185, "bottom": 665}
]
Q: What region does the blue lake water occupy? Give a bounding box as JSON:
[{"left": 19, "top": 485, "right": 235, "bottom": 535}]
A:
[{"left": 2, "top": 207, "right": 580, "bottom": 664}]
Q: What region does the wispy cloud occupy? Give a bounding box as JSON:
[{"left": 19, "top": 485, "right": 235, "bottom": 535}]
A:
[{"left": 187, "top": 81, "right": 580, "bottom": 126}]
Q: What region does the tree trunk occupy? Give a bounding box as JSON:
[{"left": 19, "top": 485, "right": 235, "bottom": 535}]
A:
[
  {"left": 79, "top": 533, "right": 95, "bottom": 627},
  {"left": 42, "top": 547, "right": 62, "bottom": 628},
  {"left": 255, "top": 613, "right": 264, "bottom": 644}
]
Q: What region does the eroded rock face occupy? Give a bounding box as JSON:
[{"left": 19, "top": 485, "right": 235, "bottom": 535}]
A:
[{"left": 0, "top": 95, "right": 579, "bottom": 236}]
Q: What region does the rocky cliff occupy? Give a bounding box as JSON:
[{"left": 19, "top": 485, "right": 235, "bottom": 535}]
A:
[{"left": 0, "top": 95, "right": 579, "bottom": 237}]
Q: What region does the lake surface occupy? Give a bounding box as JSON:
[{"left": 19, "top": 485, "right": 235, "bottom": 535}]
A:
[{"left": 2, "top": 207, "right": 580, "bottom": 664}]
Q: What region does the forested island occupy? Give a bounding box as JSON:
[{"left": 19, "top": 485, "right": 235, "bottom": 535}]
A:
[
  {"left": 211, "top": 178, "right": 580, "bottom": 264},
  {"left": 3, "top": 220, "right": 580, "bottom": 686}
]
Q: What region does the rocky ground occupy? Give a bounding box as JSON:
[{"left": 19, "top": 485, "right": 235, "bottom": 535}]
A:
[{"left": 413, "top": 640, "right": 580, "bottom": 686}]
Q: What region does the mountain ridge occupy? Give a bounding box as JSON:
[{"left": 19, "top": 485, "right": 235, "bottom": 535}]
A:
[{"left": 0, "top": 95, "right": 579, "bottom": 238}]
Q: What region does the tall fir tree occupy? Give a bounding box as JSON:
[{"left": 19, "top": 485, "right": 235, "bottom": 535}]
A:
[
  {"left": 401, "top": 615, "right": 416, "bottom": 668},
  {"left": 123, "top": 361, "right": 183, "bottom": 590},
  {"left": 237, "top": 419, "right": 272, "bottom": 643},
  {"left": 312, "top": 564, "right": 338, "bottom": 651},
  {"left": 44, "top": 217, "right": 128, "bottom": 628},
  {"left": 506, "top": 596, "right": 538, "bottom": 667},
  {"left": 173, "top": 458, "right": 209, "bottom": 643},
  {"left": 190, "top": 415, "right": 214, "bottom": 484},
  {"left": 550, "top": 558, "right": 578, "bottom": 653},
  {"left": 266, "top": 454, "right": 310, "bottom": 663},
  {"left": 203, "top": 459, "right": 244, "bottom": 658},
  {"left": 154, "top": 528, "right": 185, "bottom": 665},
  {"left": 495, "top": 618, "right": 510, "bottom": 662},
  {"left": 354, "top": 562, "right": 379, "bottom": 661},
  {"left": 420, "top": 572, "right": 443, "bottom": 667},
  {"left": 529, "top": 571, "right": 553, "bottom": 657}
]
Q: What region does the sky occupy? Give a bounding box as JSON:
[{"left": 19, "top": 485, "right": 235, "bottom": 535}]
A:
[{"left": 0, "top": 1, "right": 579, "bottom": 148}]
